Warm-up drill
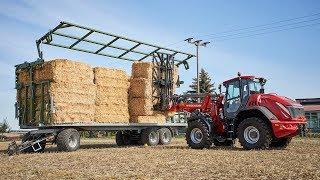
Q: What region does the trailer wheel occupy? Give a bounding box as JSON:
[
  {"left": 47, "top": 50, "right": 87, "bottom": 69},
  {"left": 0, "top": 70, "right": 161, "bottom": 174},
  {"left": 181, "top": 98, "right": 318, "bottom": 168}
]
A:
[
  {"left": 141, "top": 128, "right": 159, "bottom": 146},
  {"left": 56, "top": 128, "right": 80, "bottom": 152},
  {"left": 186, "top": 120, "right": 212, "bottom": 149},
  {"left": 237, "top": 117, "right": 271, "bottom": 150},
  {"left": 270, "top": 137, "right": 292, "bottom": 149},
  {"left": 116, "top": 131, "right": 131, "bottom": 146},
  {"left": 158, "top": 128, "right": 172, "bottom": 145}
]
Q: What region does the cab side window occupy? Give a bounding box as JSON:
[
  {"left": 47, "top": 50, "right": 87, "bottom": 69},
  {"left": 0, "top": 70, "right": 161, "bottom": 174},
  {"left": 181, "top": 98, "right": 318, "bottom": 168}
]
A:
[{"left": 226, "top": 81, "right": 241, "bottom": 113}]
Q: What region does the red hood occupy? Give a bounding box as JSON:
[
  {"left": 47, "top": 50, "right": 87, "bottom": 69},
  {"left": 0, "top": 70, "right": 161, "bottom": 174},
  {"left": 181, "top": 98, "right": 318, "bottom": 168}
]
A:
[{"left": 260, "top": 93, "right": 302, "bottom": 107}]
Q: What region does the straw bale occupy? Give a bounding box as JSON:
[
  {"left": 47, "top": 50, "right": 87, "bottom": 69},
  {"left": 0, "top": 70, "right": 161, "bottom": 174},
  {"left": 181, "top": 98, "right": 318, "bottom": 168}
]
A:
[
  {"left": 95, "top": 105, "right": 129, "bottom": 115},
  {"left": 129, "top": 78, "right": 152, "bottom": 98},
  {"left": 52, "top": 112, "right": 94, "bottom": 123},
  {"left": 49, "top": 83, "right": 96, "bottom": 96},
  {"left": 54, "top": 103, "right": 95, "bottom": 115},
  {"left": 94, "top": 78, "right": 129, "bottom": 88},
  {"left": 94, "top": 67, "right": 130, "bottom": 88},
  {"left": 94, "top": 114, "right": 130, "bottom": 123},
  {"left": 94, "top": 67, "right": 128, "bottom": 80},
  {"left": 17, "top": 70, "right": 31, "bottom": 83},
  {"left": 132, "top": 62, "right": 153, "bottom": 79},
  {"left": 17, "top": 59, "right": 94, "bottom": 85},
  {"left": 130, "top": 112, "right": 167, "bottom": 124},
  {"left": 95, "top": 95, "right": 128, "bottom": 106},
  {"left": 18, "top": 83, "right": 96, "bottom": 107},
  {"left": 51, "top": 92, "right": 95, "bottom": 105},
  {"left": 129, "top": 97, "right": 153, "bottom": 116},
  {"left": 96, "top": 85, "right": 128, "bottom": 99}
]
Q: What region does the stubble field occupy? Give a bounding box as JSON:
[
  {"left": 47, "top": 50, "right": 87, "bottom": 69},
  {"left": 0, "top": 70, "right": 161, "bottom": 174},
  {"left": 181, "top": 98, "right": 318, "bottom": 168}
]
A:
[{"left": 0, "top": 138, "right": 319, "bottom": 179}]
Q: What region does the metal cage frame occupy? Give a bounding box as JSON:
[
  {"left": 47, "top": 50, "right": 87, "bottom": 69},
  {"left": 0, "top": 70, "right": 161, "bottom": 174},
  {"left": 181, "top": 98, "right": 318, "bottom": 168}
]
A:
[{"left": 36, "top": 21, "right": 195, "bottom": 67}]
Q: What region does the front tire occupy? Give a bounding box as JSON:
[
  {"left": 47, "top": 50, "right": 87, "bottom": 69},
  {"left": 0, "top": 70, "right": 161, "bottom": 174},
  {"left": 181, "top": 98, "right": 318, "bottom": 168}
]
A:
[
  {"left": 270, "top": 137, "right": 292, "bottom": 149},
  {"left": 186, "top": 120, "right": 212, "bottom": 149},
  {"left": 237, "top": 117, "right": 271, "bottom": 150}
]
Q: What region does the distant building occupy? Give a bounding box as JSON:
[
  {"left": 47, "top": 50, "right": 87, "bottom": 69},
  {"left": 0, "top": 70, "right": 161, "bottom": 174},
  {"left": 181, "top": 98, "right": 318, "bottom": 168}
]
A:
[{"left": 296, "top": 98, "right": 320, "bottom": 132}]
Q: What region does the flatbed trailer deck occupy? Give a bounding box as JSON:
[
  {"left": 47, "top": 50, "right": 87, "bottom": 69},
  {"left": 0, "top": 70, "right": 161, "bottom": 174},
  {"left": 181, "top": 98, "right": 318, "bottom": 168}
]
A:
[
  {"left": 37, "top": 122, "right": 187, "bottom": 131},
  {"left": 7, "top": 122, "right": 187, "bottom": 155}
]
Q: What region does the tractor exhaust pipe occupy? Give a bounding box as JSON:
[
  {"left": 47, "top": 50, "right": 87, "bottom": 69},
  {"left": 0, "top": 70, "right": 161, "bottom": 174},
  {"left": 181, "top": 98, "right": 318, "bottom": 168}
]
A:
[{"left": 259, "top": 78, "right": 267, "bottom": 94}]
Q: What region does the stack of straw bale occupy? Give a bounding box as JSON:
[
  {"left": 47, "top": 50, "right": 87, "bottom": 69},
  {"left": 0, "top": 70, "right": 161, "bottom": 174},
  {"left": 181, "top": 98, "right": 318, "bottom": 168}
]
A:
[
  {"left": 17, "top": 59, "right": 96, "bottom": 124},
  {"left": 128, "top": 62, "right": 179, "bottom": 124},
  {"left": 17, "top": 59, "right": 178, "bottom": 125},
  {"left": 94, "top": 67, "right": 130, "bottom": 123}
]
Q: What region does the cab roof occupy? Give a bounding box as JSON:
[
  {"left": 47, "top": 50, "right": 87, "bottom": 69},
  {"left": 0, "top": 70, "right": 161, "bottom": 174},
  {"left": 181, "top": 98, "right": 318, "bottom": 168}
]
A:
[{"left": 223, "top": 76, "right": 256, "bottom": 86}]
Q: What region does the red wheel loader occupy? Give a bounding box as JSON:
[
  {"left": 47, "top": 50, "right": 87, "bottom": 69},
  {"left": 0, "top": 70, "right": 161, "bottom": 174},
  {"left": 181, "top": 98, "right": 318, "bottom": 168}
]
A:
[{"left": 169, "top": 75, "right": 306, "bottom": 149}]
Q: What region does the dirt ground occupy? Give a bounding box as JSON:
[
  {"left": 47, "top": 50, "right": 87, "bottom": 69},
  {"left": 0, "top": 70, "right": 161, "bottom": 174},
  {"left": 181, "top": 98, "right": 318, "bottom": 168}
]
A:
[{"left": 0, "top": 138, "right": 319, "bottom": 179}]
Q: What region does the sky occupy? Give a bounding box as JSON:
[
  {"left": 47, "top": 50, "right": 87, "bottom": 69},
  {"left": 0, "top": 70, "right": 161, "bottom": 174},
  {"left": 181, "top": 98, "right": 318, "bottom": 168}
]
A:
[{"left": 0, "top": 0, "right": 319, "bottom": 129}]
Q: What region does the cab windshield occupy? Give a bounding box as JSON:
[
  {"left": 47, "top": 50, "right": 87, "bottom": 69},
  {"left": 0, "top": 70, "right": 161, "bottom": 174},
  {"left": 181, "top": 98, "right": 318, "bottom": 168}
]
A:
[{"left": 248, "top": 79, "right": 262, "bottom": 93}]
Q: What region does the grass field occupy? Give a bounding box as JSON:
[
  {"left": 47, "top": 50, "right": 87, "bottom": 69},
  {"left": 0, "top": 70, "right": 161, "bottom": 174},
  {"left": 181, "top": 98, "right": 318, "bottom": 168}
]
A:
[{"left": 0, "top": 138, "right": 319, "bottom": 179}]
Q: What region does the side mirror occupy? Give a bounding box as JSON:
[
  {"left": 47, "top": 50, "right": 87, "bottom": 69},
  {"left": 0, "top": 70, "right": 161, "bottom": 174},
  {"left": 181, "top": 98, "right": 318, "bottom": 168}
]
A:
[{"left": 218, "top": 84, "right": 222, "bottom": 94}]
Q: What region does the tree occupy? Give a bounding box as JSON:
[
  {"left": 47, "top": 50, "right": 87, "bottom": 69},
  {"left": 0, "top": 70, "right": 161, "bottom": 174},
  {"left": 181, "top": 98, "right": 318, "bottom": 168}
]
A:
[
  {"left": 189, "top": 68, "right": 216, "bottom": 93},
  {"left": 0, "top": 118, "right": 10, "bottom": 134}
]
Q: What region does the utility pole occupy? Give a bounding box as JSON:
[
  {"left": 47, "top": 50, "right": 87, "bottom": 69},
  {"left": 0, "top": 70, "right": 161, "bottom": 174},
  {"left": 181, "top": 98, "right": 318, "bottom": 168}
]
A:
[{"left": 185, "top": 38, "right": 210, "bottom": 94}]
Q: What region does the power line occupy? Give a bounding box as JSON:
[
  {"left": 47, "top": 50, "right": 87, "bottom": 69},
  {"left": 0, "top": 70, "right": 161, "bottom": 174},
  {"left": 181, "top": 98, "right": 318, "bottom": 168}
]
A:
[
  {"left": 214, "top": 22, "right": 320, "bottom": 42},
  {"left": 198, "top": 11, "right": 320, "bottom": 38},
  {"left": 164, "top": 11, "right": 320, "bottom": 48},
  {"left": 208, "top": 17, "right": 320, "bottom": 40}
]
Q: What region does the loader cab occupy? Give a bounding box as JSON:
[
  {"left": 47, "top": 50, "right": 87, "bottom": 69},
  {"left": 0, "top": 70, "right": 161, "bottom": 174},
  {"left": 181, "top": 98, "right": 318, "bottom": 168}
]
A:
[{"left": 222, "top": 75, "right": 266, "bottom": 119}]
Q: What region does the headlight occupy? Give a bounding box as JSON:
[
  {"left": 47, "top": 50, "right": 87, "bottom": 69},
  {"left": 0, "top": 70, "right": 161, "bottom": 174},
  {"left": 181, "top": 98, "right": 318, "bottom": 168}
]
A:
[
  {"left": 275, "top": 102, "right": 290, "bottom": 118},
  {"left": 286, "top": 106, "right": 305, "bottom": 118}
]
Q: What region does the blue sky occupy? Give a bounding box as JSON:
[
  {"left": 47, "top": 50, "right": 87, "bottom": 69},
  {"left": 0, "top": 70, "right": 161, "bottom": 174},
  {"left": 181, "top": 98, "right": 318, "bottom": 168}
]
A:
[{"left": 0, "top": 0, "right": 319, "bottom": 129}]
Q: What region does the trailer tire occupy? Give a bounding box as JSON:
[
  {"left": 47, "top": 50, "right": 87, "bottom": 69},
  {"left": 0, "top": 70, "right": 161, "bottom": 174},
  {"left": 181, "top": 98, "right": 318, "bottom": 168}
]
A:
[
  {"left": 270, "top": 137, "right": 292, "bottom": 149},
  {"left": 56, "top": 128, "right": 80, "bottom": 152},
  {"left": 237, "top": 117, "right": 271, "bottom": 150},
  {"left": 116, "top": 131, "right": 131, "bottom": 146},
  {"left": 141, "top": 128, "right": 159, "bottom": 146},
  {"left": 158, "top": 128, "right": 172, "bottom": 145},
  {"left": 186, "top": 120, "right": 212, "bottom": 149}
]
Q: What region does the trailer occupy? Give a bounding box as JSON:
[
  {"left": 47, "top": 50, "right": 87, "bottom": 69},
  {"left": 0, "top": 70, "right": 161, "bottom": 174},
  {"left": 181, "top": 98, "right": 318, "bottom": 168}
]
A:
[
  {"left": 8, "top": 21, "right": 194, "bottom": 155},
  {"left": 8, "top": 122, "right": 187, "bottom": 155}
]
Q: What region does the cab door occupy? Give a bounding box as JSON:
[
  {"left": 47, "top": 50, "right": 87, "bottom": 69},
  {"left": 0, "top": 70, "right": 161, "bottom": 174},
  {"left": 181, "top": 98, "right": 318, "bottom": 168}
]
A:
[{"left": 224, "top": 79, "right": 249, "bottom": 119}]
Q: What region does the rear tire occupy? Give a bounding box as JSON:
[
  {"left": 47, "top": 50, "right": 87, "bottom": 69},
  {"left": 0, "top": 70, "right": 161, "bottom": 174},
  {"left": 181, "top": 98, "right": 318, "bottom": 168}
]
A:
[
  {"left": 56, "top": 128, "right": 80, "bottom": 152},
  {"left": 158, "top": 128, "right": 172, "bottom": 145},
  {"left": 237, "top": 117, "right": 271, "bottom": 150},
  {"left": 270, "top": 137, "right": 292, "bottom": 149},
  {"left": 186, "top": 120, "right": 212, "bottom": 149},
  {"left": 141, "top": 128, "right": 159, "bottom": 146}
]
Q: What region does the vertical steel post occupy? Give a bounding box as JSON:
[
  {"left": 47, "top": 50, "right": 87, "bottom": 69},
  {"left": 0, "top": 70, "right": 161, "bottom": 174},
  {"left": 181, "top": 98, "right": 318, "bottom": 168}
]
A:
[{"left": 196, "top": 45, "right": 200, "bottom": 94}]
